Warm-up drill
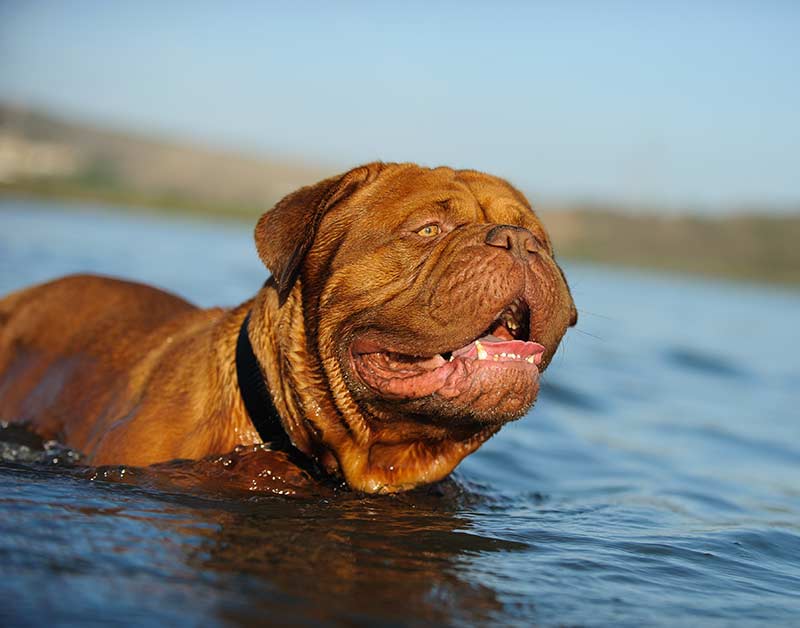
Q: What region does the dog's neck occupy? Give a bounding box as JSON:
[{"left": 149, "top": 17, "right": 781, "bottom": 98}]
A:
[
  {"left": 235, "top": 311, "right": 293, "bottom": 450},
  {"left": 243, "top": 283, "right": 342, "bottom": 475}
]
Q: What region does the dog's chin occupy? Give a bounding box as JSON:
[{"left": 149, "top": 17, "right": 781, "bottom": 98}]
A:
[
  {"left": 366, "top": 363, "right": 540, "bottom": 426},
  {"left": 419, "top": 374, "right": 539, "bottom": 426},
  {"left": 324, "top": 329, "right": 543, "bottom": 494}
]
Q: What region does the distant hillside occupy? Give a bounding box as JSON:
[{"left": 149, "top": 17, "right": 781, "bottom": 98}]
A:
[
  {"left": 1, "top": 103, "right": 798, "bottom": 286},
  {"left": 0, "top": 103, "right": 328, "bottom": 214}
]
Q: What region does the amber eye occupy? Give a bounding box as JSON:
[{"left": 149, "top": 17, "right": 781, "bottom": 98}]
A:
[{"left": 416, "top": 224, "right": 441, "bottom": 237}]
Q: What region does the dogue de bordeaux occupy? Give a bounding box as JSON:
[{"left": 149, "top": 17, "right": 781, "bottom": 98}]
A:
[{"left": 0, "top": 163, "right": 577, "bottom": 493}]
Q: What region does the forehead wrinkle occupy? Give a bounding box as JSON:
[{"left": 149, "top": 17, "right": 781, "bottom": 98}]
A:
[
  {"left": 456, "top": 173, "right": 522, "bottom": 223},
  {"left": 422, "top": 175, "right": 484, "bottom": 223}
]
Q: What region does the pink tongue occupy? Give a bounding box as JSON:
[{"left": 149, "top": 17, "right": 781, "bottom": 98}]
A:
[{"left": 451, "top": 335, "right": 545, "bottom": 360}]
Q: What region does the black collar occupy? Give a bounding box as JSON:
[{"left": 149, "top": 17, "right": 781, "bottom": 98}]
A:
[{"left": 235, "top": 311, "right": 296, "bottom": 454}]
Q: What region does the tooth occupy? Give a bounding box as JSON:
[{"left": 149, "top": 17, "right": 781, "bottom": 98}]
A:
[
  {"left": 449, "top": 355, "right": 454, "bottom": 362},
  {"left": 500, "top": 352, "right": 507, "bottom": 358},
  {"left": 526, "top": 356, "right": 534, "bottom": 363},
  {"left": 476, "top": 341, "right": 487, "bottom": 360},
  {"left": 493, "top": 355, "right": 498, "bottom": 361}
]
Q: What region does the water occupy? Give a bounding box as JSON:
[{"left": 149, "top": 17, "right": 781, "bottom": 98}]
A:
[{"left": 1, "top": 198, "right": 799, "bottom": 627}]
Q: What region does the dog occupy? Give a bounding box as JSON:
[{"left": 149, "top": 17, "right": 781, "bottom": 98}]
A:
[{"left": 0, "top": 162, "right": 576, "bottom": 493}]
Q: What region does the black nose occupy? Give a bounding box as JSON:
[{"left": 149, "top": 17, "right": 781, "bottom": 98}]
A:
[{"left": 484, "top": 225, "right": 543, "bottom": 258}]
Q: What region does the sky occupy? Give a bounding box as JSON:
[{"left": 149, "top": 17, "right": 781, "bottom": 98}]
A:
[{"left": 1, "top": 1, "right": 798, "bottom": 212}]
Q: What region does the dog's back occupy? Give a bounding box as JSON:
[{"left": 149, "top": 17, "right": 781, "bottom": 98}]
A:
[{"left": 0, "top": 274, "right": 205, "bottom": 457}]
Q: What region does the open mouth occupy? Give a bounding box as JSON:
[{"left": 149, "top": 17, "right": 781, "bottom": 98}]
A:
[{"left": 351, "top": 297, "right": 546, "bottom": 401}]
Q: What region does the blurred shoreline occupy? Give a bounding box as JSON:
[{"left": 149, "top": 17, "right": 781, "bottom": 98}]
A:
[{"left": 2, "top": 103, "right": 798, "bottom": 287}]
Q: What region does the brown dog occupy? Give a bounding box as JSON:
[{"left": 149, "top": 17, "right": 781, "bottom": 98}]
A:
[{"left": 0, "top": 163, "right": 576, "bottom": 493}]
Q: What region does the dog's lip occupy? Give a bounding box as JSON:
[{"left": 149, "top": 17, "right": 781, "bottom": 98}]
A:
[
  {"left": 451, "top": 335, "right": 545, "bottom": 364},
  {"left": 350, "top": 334, "right": 545, "bottom": 365},
  {"left": 348, "top": 334, "right": 545, "bottom": 401},
  {"left": 346, "top": 294, "right": 546, "bottom": 400}
]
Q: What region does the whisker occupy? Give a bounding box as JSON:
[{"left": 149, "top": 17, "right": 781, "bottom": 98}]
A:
[
  {"left": 576, "top": 308, "right": 613, "bottom": 320},
  {"left": 573, "top": 327, "right": 604, "bottom": 341}
]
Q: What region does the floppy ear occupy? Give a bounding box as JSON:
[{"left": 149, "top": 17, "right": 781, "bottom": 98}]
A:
[{"left": 255, "top": 163, "right": 383, "bottom": 305}]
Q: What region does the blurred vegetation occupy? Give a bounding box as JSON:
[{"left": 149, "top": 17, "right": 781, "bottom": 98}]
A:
[
  {"left": 2, "top": 103, "right": 799, "bottom": 287},
  {"left": 1, "top": 175, "right": 263, "bottom": 221},
  {"left": 541, "top": 210, "right": 800, "bottom": 285}
]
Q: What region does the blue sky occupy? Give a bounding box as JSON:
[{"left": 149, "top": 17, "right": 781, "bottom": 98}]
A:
[{"left": 1, "top": 1, "right": 798, "bottom": 211}]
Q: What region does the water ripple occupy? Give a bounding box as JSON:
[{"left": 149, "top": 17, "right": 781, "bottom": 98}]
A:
[
  {"left": 664, "top": 346, "right": 749, "bottom": 379},
  {"left": 2, "top": 202, "right": 800, "bottom": 626}
]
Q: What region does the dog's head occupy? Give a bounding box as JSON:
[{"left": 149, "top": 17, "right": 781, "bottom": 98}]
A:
[{"left": 252, "top": 163, "right": 576, "bottom": 493}]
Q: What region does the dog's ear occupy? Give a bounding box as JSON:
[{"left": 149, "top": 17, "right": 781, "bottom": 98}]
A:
[{"left": 255, "top": 163, "right": 383, "bottom": 305}]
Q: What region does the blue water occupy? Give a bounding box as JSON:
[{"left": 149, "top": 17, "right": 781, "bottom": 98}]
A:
[{"left": 1, "top": 198, "right": 799, "bottom": 627}]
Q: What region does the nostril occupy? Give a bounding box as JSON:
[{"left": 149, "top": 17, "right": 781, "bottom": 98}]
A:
[
  {"left": 524, "top": 234, "right": 544, "bottom": 254},
  {"left": 485, "top": 225, "right": 540, "bottom": 258},
  {"left": 485, "top": 225, "right": 515, "bottom": 250}
]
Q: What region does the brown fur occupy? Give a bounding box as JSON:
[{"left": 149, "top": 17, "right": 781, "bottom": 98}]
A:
[{"left": 0, "top": 163, "right": 576, "bottom": 493}]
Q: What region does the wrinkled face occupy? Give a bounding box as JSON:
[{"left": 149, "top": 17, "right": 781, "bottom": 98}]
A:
[
  {"left": 309, "top": 167, "right": 574, "bottom": 421},
  {"left": 257, "top": 163, "right": 576, "bottom": 492}
]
